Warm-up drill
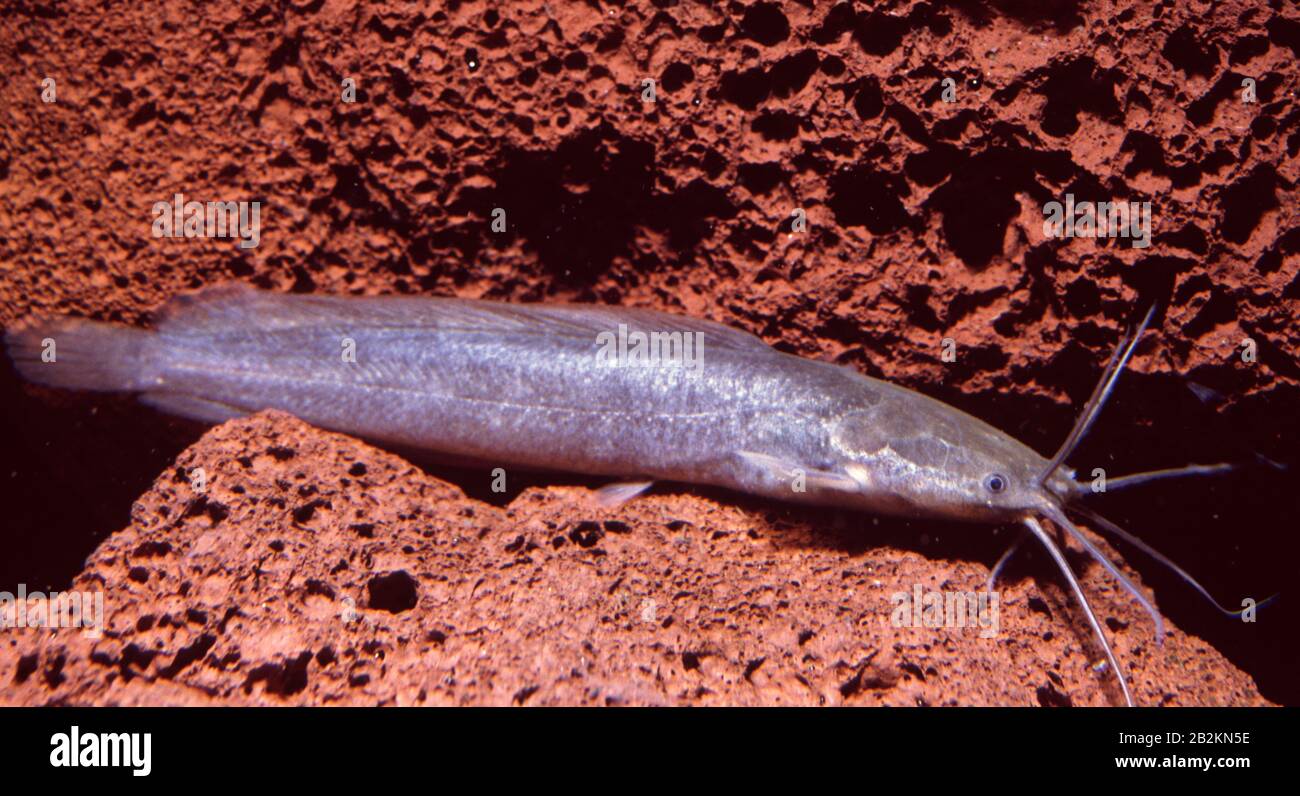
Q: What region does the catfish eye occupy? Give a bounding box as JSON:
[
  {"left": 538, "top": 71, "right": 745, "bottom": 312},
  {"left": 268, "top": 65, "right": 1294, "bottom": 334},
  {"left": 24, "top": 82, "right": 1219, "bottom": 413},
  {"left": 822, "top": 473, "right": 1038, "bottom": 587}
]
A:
[{"left": 984, "top": 473, "right": 1008, "bottom": 494}]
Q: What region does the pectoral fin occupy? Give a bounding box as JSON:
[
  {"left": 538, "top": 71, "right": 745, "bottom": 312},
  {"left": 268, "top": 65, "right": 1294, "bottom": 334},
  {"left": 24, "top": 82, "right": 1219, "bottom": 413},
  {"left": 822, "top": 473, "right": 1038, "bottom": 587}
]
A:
[
  {"left": 592, "top": 480, "right": 655, "bottom": 508},
  {"left": 737, "top": 451, "right": 862, "bottom": 494}
]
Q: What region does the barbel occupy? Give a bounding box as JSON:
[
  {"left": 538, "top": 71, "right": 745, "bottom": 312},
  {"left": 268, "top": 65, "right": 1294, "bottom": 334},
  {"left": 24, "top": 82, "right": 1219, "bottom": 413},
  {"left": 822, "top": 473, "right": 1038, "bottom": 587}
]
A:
[{"left": 5, "top": 284, "right": 1261, "bottom": 705}]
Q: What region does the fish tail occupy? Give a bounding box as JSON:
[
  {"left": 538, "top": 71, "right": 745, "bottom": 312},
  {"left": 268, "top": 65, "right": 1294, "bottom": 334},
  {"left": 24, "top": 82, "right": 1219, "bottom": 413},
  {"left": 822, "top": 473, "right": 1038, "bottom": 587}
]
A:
[{"left": 5, "top": 317, "right": 154, "bottom": 392}]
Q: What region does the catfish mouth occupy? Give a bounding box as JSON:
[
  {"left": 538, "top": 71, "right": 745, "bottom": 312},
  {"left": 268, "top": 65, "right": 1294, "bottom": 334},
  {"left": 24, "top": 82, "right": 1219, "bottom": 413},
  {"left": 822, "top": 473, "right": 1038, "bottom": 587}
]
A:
[{"left": 1042, "top": 470, "right": 1081, "bottom": 507}]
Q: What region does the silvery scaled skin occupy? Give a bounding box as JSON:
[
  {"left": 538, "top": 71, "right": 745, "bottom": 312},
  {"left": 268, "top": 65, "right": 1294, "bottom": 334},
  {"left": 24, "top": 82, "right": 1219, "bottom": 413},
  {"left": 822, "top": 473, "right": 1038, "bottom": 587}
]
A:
[{"left": 6, "top": 284, "right": 1070, "bottom": 523}]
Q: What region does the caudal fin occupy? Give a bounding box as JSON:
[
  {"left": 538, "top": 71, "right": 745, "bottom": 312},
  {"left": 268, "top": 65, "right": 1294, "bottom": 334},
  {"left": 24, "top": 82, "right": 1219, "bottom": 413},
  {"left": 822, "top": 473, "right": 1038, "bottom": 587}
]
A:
[{"left": 5, "top": 317, "right": 153, "bottom": 392}]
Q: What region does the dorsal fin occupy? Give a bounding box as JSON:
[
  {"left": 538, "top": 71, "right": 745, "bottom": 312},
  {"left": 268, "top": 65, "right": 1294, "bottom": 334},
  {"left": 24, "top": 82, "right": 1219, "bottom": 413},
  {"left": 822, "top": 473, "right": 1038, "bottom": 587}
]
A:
[
  {"left": 154, "top": 283, "right": 269, "bottom": 332},
  {"left": 155, "top": 283, "right": 774, "bottom": 353},
  {"left": 462, "top": 302, "right": 773, "bottom": 353}
]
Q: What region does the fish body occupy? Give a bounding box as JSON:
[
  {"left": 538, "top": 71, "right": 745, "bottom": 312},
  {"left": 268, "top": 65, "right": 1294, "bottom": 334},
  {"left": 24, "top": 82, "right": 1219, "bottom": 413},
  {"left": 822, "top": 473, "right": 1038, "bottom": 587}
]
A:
[{"left": 5, "top": 285, "right": 1058, "bottom": 521}]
